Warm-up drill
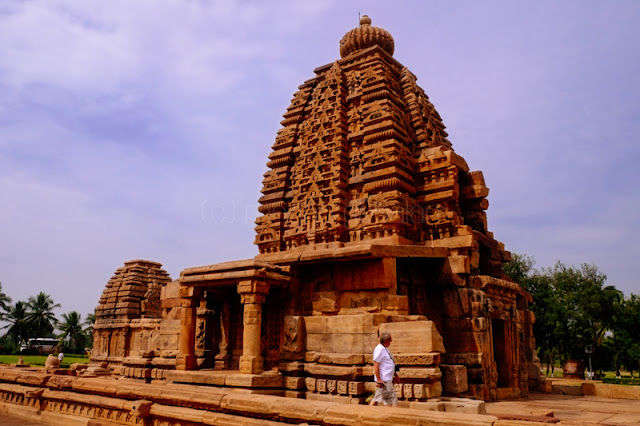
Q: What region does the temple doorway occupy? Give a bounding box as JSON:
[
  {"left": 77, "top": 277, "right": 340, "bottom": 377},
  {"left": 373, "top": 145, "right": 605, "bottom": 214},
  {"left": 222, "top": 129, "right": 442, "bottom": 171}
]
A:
[
  {"left": 194, "top": 288, "right": 244, "bottom": 370},
  {"left": 492, "top": 319, "right": 510, "bottom": 387}
]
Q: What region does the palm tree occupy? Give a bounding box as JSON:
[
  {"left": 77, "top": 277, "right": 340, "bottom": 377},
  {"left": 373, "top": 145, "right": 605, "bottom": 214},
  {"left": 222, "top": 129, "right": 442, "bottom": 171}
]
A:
[
  {"left": 1, "top": 301, "right": 31, "bottom": 349},
  {"left": 26, "top": 292, "right": 60, "bottom": 337},
  {"left": 83, "top": 308, "right": 97, "bottom": 348},
  {"left": 84, "top": 309, "right": 96, "bottom": 331},
  {"left": 0, "top": 282, "right": 11, "bottom": 320},
  {"left": 58, "top": 311, "right": 86, "bottom": 354}
]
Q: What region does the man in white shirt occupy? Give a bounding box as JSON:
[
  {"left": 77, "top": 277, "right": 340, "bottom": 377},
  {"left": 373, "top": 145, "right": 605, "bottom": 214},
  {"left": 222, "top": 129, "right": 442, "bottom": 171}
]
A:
[{"left": 370, "top": 332, "right": 398, "bottom": 406}]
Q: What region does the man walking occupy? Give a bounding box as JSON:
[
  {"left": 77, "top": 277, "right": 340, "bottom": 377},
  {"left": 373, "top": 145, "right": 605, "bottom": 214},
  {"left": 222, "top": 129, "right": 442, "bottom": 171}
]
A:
[{"left": 370, "top": 332, "right": 398, "bottom": 406}]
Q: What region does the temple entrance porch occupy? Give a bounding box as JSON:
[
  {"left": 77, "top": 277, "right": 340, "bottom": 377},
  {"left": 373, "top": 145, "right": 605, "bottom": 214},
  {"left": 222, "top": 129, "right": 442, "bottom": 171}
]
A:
[{"left": 174, "top": 260, "right": 290, "bottom": 375}]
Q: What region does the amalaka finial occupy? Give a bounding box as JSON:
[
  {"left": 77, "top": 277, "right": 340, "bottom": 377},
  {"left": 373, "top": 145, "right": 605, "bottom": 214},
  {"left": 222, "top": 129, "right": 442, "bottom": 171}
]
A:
[{"left": 339, "top": 15, "right": 394, "bottom": 58}]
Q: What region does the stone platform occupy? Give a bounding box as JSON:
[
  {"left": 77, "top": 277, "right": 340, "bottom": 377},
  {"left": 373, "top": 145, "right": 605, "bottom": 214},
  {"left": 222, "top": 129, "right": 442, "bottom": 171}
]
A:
[
  {"left": 0, "top": 411, "right": 44, "bottom": 426},
  {"left": 164, "top": 369, "right": 285, "bottom": 394},
  {"left": 486, "top": 392, "right": 640, "bottom": 425},
  {"left": 538, "top": 377, "right": 640, "bottom": 400},
  {"left": 5, "top": 366, "right": 640, "bottom": 425},
  {"left": 0, "top": 365, "right": 561, "bottom": 425}
]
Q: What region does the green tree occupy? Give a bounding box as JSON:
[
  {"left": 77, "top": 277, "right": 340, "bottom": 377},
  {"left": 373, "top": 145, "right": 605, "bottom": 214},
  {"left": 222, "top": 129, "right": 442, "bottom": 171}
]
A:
[
  {"left": 58, "top": 311, "right": 86, "bottom": 354},
  {"left": 0, "top": 282, "right": 11, "bottom": 321},
  {"left": 502, "top": 253, "right": 535, "bottom": 285},
  {"left": 609, "top": 294, "right": 640, "bottom": 377},
  {"left": 83, "top": 308, "right": 96, "bottom": 347},
  {"left": 26, "top": 292, "right": 60, "bottom": 337},
  {"left": 84, "top": 309, "right": 96, "bottom": 330},
  {"left": 1, "top": 301, "right": 31, "bottom": 350},
  {"left": 552, "top": 263, "right": 620, "bottom": 367},
  {"left": 503, "top": 254, "right": 561, "bottom": 375},
  {"left": 504, "top": 255, "right": 622, "bottom": 375},
  {"left": 527, "top": 273, "right": 561, "bottom": 375}
]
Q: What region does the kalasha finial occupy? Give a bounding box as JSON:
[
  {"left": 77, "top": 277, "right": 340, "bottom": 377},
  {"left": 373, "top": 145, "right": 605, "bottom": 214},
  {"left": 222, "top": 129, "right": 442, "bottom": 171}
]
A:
[{"left": 340, "top": 15, "right": 394, "bottom": 58}]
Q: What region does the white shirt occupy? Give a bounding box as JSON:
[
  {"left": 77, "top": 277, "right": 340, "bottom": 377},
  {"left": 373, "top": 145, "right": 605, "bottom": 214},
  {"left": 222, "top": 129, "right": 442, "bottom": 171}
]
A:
[{"left": 373, "top": 343, "right": 395, "bottom": 382}]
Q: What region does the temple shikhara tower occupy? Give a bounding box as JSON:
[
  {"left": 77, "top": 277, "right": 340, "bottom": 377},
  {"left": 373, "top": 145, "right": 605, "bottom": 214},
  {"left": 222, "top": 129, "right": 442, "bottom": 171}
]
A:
[{"left": 92, "top": 16, "right": 540, "bottom": 403}]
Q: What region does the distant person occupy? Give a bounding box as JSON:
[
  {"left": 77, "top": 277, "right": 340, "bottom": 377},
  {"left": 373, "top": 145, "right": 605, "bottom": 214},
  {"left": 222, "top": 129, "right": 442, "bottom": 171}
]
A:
[
  {"left": 58, "top": 352, "right": 64, "bottom": 363},
  {"left": 370, "top": 332, "right": 398, "bottom": 406}
]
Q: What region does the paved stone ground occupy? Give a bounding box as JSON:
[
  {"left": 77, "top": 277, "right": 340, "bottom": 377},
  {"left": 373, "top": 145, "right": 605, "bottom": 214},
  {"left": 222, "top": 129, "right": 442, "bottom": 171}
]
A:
[
  {"left": 2, "top": 390, "right": 640, "bottom": 425},
  {"left": 0, "top": 411, "right": 43, "bottom": 426},
  {"left": 486, "top": 392, "right": 640, "bottom": 424}
]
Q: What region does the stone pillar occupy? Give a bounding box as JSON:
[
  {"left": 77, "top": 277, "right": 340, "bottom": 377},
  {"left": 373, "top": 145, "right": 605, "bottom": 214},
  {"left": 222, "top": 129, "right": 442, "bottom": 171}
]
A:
[
  {"left": 195, "top": 296, "right": 215, "bottom": 366},
  {"left": 214, "top": 299, "right": 231, "bottom": 369},
  {"left": 238, "top": 280, "right": 270, "bottom": 374},
  {"left": 176, "top": 287, "right": 198, "bottom": 370}
]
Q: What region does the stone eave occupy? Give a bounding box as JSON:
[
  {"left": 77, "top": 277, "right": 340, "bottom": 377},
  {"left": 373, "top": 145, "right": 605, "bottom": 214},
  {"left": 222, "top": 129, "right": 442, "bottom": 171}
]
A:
[
  {"left": 179, "top": 259, "right": 290, "bottom": 288},
  {"left": 255, "top": 243, "right": 448, "bottom": 266},
  {"left": 478, "top": 275, "right": 533, "bottom": 303}
]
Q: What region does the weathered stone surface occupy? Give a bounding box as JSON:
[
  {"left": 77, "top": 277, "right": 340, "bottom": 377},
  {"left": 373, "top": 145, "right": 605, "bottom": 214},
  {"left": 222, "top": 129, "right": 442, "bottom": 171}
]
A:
[
  {"left": 278, "top": 361, "right": 305, "bottom": 373},
  {"left": 394, "top": 352, "right": 440, "bottom": 366},
  {"left": 305, "top": 392, "right": 365, "bottom": 405},
  {"left": 312, "top": 291, "right": 339, "bottom": 313},
  {"left": 305, "top": 352, "right": 366, "bottom": 365},
  {"left": 552, "top": 383, "right": 582, "bottom": 396},
  {"left": 305, "top": 377, "right": 316, "bottom": 392},
  {"left": 442, "top": 353, "right": 483, "bottom": 366},
  {"left": 225, "top": 373, "right": 284, "bottom": 388},
  {"left": 323, "top": 403, "right": 496, "bottom": 426},
  {"left": 306, "top": 332, "right": 378, "bottom": 354},
  {"left": 583, "top": 382, "right": 640, "bottom": 399},
  {"left": 398, "top": 367, "right": 442, "bottom": 381},
  {"left": 347, "top": 381, "right": 365, "bottom": 395},
  {"left": 282, "top": 315, "right": 305, "bottom": 354},
  {"left": 410, "top": 400, "right": 446, "bottom": 411},
  {"left": 441, "top": 364, "right": 469, "bottom": 394},
  {"left": 284, "top": 376, "right": 305, "bottom": 390},
  {"left": 379, "top": 321, "right": 445, "bottom": 354},
  {"left": 413, "top": 382, "right": 444, "bottom": 399},
  {"left": 165, "top": 370, "right": 226, "bottom": 386},
  {"left": 304, "top": 314, "right": 389, "bottom": 334},
  {"left": 44, "top": 355, "right": 60, "bottom": 369},
  {"left": 304, "top": 363, "right": 372, "bottom": 379}
]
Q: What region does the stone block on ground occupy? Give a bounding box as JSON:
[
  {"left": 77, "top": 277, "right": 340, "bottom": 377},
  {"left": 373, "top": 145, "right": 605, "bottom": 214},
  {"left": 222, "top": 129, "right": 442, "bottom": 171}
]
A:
[
  {"left": 44, "top": 354, "right": 60, "bottom": 369},
  {"left": 443, "top": 397, "right": 487, "bottom": 414},
  {"left": 441, "top": 364, "right": 468, "bottom": 394}
]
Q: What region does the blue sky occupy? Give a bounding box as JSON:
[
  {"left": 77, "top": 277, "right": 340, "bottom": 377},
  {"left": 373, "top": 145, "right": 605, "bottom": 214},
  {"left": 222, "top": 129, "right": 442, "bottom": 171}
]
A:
[{"left": 1, "top": 0, "right": 639, "bottom": 320}]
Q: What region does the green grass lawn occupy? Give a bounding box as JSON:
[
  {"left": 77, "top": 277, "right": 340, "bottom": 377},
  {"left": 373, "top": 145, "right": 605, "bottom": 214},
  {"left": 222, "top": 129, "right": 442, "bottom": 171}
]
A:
[
  {"left": 0, "top": 354, "right": 89, "bottom": 368},
  {"left": 541, "top": 368, "right": 638, "bottom": 380}
]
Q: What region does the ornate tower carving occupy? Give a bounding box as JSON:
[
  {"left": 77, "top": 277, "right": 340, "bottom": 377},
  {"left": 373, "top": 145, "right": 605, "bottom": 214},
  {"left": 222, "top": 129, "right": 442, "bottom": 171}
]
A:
[{"left": 255, "top": 16, "right": 503, "bottom": 274}]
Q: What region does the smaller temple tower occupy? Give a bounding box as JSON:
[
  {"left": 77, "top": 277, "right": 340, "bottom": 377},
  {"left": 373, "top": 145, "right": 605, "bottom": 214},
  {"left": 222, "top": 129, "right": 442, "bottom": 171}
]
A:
[{"left": 92, "top": 260, "right": 174, "bottom": 368}]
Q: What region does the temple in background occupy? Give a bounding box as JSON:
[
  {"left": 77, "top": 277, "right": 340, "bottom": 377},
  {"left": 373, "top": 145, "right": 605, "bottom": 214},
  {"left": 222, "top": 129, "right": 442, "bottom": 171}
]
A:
[{"left": 92, "top": 16, "right": 540, "bottom": 403}]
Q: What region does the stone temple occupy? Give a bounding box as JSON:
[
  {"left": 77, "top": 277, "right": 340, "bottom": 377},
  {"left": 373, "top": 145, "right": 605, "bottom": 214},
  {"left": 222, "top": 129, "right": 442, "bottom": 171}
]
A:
[{"left": 92, "top": 16, "right": 539, "bottom": 403}]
